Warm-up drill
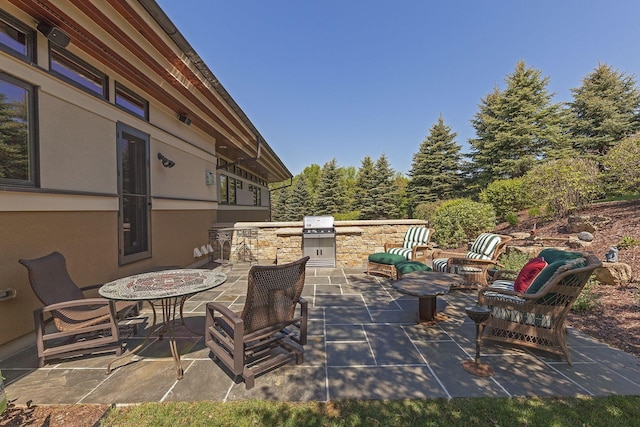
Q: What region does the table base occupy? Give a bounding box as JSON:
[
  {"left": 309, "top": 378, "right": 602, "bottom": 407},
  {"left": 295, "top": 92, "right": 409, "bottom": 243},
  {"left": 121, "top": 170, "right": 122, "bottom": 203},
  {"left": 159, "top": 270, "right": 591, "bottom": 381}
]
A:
[
  {"left": 462, "top": 360, "right": 495, "bottom": 377},
  {"left": 106, "top": 297, "right": 188, "bottom": 380}
]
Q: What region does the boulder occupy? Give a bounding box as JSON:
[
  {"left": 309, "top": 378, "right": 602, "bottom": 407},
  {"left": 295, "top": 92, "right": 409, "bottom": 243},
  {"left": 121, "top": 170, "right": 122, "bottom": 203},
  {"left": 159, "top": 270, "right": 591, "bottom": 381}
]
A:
[
  {"left": 577, "top": 231, "right": 594, "bottom": 242},
  {"left": 594, "top": 262, "right": 633, "bottom": 285},
  {"left": 567, "top": 237, "right": 592, "bottom": 249},
  {"left": 567, "top": 215, "right": 611, "bottom": 233}
]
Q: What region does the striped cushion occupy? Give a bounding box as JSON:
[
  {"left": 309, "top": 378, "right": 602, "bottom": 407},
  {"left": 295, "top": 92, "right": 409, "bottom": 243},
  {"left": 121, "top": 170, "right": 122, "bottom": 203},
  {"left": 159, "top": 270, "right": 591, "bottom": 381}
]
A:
[
  {"left": 387, "top": 247, "right": 414, "bottom": 260},
  {"left": 432, "top": 258, "right": 448, "bottom": 272},
  {"left": 467, "top": 233, "right": 502, "bottom": 260},
  {"left": 401, "top": 227, "right": 430, "bottom": 249}
]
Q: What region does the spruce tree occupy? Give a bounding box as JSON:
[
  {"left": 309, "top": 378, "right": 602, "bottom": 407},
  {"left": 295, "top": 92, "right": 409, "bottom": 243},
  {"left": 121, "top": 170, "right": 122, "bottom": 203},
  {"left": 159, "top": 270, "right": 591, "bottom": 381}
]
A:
[
  {"left": 468, "top": 61, "right": 566, "bottom": 188},
  {"left": 287, "top": 175, "right": 311, "bottom": 220},
  {"left": 315, "top": 158, "right": 346, "bottom": 215},
  {"left": 270, "top": 183, "right": 291, "bottom": 221},
  {"left": 354, "top": 156, "right": 376, "bottom": 218},
  {"left": 407, "top": 116, "right": 462, "bottom": 210},
  {"left": 568, "top": 63, "right": 640, "bottom": 157},
  {"left": 362, "top": 154, "right": 399, "bottom": 219}
]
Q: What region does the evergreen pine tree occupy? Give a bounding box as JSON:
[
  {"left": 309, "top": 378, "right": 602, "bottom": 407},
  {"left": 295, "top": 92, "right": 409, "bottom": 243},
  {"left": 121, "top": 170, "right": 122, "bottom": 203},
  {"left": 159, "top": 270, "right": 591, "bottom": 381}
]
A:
[
  {"left": 362, "top": 154, "right": 399, "bottom": 219},
  {"left": 468, "top": 61, "right": 566, "bottom": 187},
  {"left": 407, "top": 116, "right": 462, "bottom": 211},
  {"left": 315, "top": 159, "right": 346, "bottom": 215},
  {"left": 354, "top": 156, "right": 376, "bottom": 218},
  {"left": 270, "top": 183, "right": 291, "bottom": 221},
  {"left": 568, "top": 63, "right": 640, "bottom": 157},
  {"left": 287, "top": 175, "right": 311, "bottom": 220}
]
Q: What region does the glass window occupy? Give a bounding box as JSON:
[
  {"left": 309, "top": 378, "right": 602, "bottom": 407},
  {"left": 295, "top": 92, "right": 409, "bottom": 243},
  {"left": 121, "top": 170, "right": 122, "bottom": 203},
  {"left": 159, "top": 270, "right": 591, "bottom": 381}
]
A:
[
  {"left": 117, "top": 123, "right": 150, "bottom": 264},
  {"left": 253, "top": 186, "right": 261, "bottom": 206},
  {"left": 50, "top": 46, "right": 107, "bottom": 98},
  {"left": 229, "top": 178, "right": 237, "bottom": 205},
  {"left": 219, "top": 175, "right": 228, "bottom": 204},
  {"left": 115, "top": 82, "right": 148, "bottom": 120},
  {"left": 0, "top": 11, "right": 34, "bottom": 61},
  {"left": 0, "top": 73, "right": 36, "bottom": 186}
]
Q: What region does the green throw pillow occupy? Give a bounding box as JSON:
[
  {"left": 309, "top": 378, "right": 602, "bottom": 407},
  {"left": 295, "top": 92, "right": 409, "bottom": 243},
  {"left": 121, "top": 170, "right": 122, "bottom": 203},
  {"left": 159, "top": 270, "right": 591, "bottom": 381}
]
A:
[
  {"left": 526, "top": 250, "right": 584, "bottom": 295},
  {"left": 368, "top": 252, "right": 406, "bottom": 265}
]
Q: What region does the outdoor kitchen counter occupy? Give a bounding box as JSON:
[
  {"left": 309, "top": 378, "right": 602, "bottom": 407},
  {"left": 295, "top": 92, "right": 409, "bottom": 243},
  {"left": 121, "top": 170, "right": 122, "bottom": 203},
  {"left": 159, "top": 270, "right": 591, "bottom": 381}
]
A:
[{"left": 276, "top": 226, "right": 363, "bottom": 236}]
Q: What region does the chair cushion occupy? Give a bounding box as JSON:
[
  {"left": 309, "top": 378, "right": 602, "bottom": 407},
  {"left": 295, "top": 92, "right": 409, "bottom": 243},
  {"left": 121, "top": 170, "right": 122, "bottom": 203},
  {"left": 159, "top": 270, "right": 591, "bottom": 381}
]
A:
[
  {"left": 467, "top": 233, "right": 502, "bottom": 260},
  {"left": 513, "top": 257, "right": 548, "bottom": 293},
  {"left": 395, "top": 261, "right": 431, "bottom": 275},
  {"left": 387, "top": 247, "right": 413, "bottom": 260},
  {"left": 368, "top": 252, "right": 406, "bottom": 265},
  {"left": 525, "top": 251, "right": 585, "bottom": 295},
  {"left": 432, "top": 258, "right": 448, "bottom": 272},
  {"left": 402, "top": 227, "right": 431, "bottom": 248}
]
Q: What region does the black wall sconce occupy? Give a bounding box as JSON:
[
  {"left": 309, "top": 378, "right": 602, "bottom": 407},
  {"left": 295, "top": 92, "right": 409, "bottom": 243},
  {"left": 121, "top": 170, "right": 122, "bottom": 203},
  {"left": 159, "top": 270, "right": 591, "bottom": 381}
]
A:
[
  {"left": 157, "top": 153, "right": 175, "bottom": 168},
  {"left": 37, "top": 21, "right": 70, "bottom": 48},
  {"left": 178, "top": 113, "right": 192, "bottom": 125}
]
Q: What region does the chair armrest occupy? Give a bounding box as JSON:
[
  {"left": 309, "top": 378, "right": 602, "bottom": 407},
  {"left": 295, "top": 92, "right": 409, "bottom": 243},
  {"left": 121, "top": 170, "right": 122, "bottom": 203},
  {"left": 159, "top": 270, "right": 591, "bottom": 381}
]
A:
[
  {"left": 384, "top": 243, "right": 402, "bottom": 251},
  {"left": 492, "top": 270, "right": 519, "bottom": 281},
  {"left": 431, "top": 249, "right": 465, "bottom": 259},
  {"left": 41, "top": 297, "right": 112, "bottom": 313},
  {"left": 79, "top": 283, "right": 103, "bottom": 292},
  {"left": 206, "top": 302, "right": 243, "bottom": 326}
]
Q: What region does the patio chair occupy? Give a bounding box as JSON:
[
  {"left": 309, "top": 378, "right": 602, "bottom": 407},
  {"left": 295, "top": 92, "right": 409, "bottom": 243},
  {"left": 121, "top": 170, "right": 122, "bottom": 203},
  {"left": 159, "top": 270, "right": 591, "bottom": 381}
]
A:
[
  {"left": 384, "top": 226, "right": 434, "bottom": 262},
  {"left": 478, "top": 250, "right": 602, "bottom": 364},
  {"left": 204, "top": 256, "right": 309, "bottom": 389},
  {"left": 19, "top": 251, "right": 140, "bottom": 367},
  {"left": 431, "top": 233, "right": 512, "bottom": 289}
]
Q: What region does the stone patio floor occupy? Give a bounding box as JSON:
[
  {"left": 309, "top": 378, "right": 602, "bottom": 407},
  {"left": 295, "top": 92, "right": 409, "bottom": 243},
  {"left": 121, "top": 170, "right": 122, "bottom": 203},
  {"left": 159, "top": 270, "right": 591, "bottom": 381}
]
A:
[{"left": 1, "top": 264, "right": 640, "bottom": 405}]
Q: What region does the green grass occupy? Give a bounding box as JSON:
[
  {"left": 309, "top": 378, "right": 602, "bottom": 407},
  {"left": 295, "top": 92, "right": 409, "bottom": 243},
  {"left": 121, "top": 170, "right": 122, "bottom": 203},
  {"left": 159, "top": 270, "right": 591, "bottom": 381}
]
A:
[{"left": 100, "top": 396, "right": 640, "bottom": 427}]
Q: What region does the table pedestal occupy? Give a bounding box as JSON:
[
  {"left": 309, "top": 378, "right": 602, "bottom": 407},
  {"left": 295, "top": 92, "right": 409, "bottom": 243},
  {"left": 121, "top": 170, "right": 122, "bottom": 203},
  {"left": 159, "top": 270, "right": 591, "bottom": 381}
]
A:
[
  {"left": 462, "top": 305, "right": 494, "bottom": 377},
  {"left": 417, "top": 295, "right": 438, "bottom": 322}
]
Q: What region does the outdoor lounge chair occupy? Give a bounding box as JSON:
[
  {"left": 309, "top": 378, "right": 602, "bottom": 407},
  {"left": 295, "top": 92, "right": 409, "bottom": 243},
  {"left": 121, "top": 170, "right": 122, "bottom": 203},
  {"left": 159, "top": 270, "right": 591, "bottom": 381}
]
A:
[
  {"left": 204, "top": 256, "right": 309, "bottom": 389},
  {"left": 384, "top": 226, "right": 434, "bottom": 262},
  {"left": 431, "top": 233, "right": 512, "bottom": 289},
  {"left": 19, "top": 251, "right": 140, "bottom": 367},
  {"left": 478, "top": 250, "right": 602, "bottom": 364}
]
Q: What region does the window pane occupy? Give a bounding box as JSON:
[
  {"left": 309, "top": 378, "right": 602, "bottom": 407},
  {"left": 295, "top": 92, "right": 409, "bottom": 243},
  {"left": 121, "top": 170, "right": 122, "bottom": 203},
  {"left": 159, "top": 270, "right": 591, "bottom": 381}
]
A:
[
  {"left": 220, "top": 175, "right": 228, "bottom": 204},
  {"left": 122, "top": 194, "right": 149, "bottom": 255},
  {"left": 0, "top": 19, "right": 27, "bottom": 56},
  {"left": 229, "top": 178, "right": 236, "bottom": 205},
  {"left": 51, "top": 47, "right": 106, "bottom": 97},
  {"left": 0, "top": 75, "right": 32, "bottom": 183},
  {"left": 115, "top": 83, "right": 148, "bottom": 119}
]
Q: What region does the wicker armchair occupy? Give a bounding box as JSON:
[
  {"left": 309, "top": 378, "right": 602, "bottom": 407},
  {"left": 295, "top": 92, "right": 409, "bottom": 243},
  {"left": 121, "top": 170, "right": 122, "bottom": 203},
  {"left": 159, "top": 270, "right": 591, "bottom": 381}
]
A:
[
  {"left": 431, "top": 233, "right": 512, "bottom": 289},
  {"left": 384, "top": 226, "right": 434, "bottom": 262},
  {"left": 478, "top": 252, "right": 602, "bottom": 364},
  {"left": 19, "top": 251, "right": 139, "bottom": 367},
  {"left": 205, "top": 256, "right": 309, "bottom": 389}
]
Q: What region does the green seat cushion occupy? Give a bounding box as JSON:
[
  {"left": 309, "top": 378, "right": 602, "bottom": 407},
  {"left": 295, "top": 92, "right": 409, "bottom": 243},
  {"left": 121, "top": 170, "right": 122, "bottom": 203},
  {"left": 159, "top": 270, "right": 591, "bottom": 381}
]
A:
[
  {"left": 395, "top": 261, "right": 431, "bottom": 274},
  {"left": 526, "top": 250, "right": 585, "bottom": 295},
  {"left": 368, "top": 252, "right": 406, "bottom": 265}
]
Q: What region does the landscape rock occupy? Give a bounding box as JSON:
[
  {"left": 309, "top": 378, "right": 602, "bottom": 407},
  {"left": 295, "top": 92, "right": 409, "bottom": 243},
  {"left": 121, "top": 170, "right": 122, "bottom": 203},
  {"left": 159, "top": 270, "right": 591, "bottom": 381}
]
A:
[
  {"left": 568, "top": 237, "right": 592, "bottom": 249},
  {"left": 577, "top": 231, "right": 594, "bottom": 241},
  {"left": 567, "top": 215, "right": 611, "bottom": 233},
  {"left": 594, "top": 262, "right": 633, "bottom": 285}
]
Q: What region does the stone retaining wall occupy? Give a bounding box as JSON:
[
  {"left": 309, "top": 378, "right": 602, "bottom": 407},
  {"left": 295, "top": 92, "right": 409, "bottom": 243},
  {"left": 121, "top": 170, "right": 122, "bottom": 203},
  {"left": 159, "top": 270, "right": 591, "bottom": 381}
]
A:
[{"left": 211, "top": 219, "right": 429, "bottom": 267}]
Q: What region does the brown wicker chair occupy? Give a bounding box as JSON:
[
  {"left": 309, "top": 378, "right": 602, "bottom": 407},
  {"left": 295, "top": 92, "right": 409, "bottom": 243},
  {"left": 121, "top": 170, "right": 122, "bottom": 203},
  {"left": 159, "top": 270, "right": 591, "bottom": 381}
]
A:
[
  {"left": 19, "top": 251, "right": 139, "bottom": 367},
  {"left": 478, "top": 253, "right": 602, "bottom": 364},
  {"left": 205, "top": 256, "right": 309, "bottom": 389},
  {"left": 431, "top": 233, "right": 512, "bottom": 289}
]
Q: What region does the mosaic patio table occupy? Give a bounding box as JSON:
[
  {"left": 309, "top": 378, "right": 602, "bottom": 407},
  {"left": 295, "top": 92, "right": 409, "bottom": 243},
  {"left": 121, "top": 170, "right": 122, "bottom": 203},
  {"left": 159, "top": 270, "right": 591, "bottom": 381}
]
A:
[
  {"left": 99, "top": 269, "right": 227, "bottom": 379},
  {"left": 392, "top": 271, "right": 464, "bottom": 323}
]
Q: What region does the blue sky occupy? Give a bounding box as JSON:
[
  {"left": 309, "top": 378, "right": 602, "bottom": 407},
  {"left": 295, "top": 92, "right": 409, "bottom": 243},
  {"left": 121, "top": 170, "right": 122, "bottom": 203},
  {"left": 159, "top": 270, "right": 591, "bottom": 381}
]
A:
[{"left": 157, "top": 0, "right": 640, "bottom": 177}]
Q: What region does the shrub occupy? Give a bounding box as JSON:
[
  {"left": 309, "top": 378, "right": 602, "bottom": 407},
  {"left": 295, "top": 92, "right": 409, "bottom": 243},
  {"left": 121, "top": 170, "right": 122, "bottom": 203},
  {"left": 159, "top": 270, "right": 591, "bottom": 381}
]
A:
[
  {"left": 413, "top": 201, "right": 443, "bottom": 222},
  {"left": 430, "top": 198, "right": 496, "bottom": 248},
  {"left": 498, "top": 251, "right": 531, "bottom": 272},
  {"left": 334, "top": 210, "right": 360, "bottom": 221},
  {"left": 617, "top": 236, "right": 640, "bottom": 250},
  {"left": 505, "top": 212, "right": 519, "bottom": 226},
  {"left": 572, "top": 280, "right": 599, "bottom": 312},
  {"left": 602, "top": 134, "right": 640, "bottom": 195},
  {"left": 479, "top": 178, "right": 534, "bottom": 219},
  {"left": 523, "top": 158, "right": 601, "bottom": 219}
]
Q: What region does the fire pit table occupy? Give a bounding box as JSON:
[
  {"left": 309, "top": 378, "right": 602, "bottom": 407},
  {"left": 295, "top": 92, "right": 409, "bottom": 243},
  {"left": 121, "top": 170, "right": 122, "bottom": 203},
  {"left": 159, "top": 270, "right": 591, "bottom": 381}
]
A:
[{"left": 393, "top": 271, "right": 464, "bottom": 323}]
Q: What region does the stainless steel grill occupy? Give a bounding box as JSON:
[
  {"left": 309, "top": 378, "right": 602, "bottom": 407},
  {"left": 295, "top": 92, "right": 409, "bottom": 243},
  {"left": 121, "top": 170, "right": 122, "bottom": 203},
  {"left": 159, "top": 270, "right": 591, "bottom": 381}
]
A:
[{"left": 302, "top": 215, "right": 336, "bottom": 267}]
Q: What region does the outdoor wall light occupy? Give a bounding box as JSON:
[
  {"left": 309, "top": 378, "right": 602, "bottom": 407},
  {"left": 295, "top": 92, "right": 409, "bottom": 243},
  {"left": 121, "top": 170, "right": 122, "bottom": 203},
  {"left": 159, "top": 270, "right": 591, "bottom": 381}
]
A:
[
  {"left": 178, "top": 113, "right": 192, "bottom": 125},
  {"left": 157, "top": 153, "right": 175, "bottom": 168}
]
